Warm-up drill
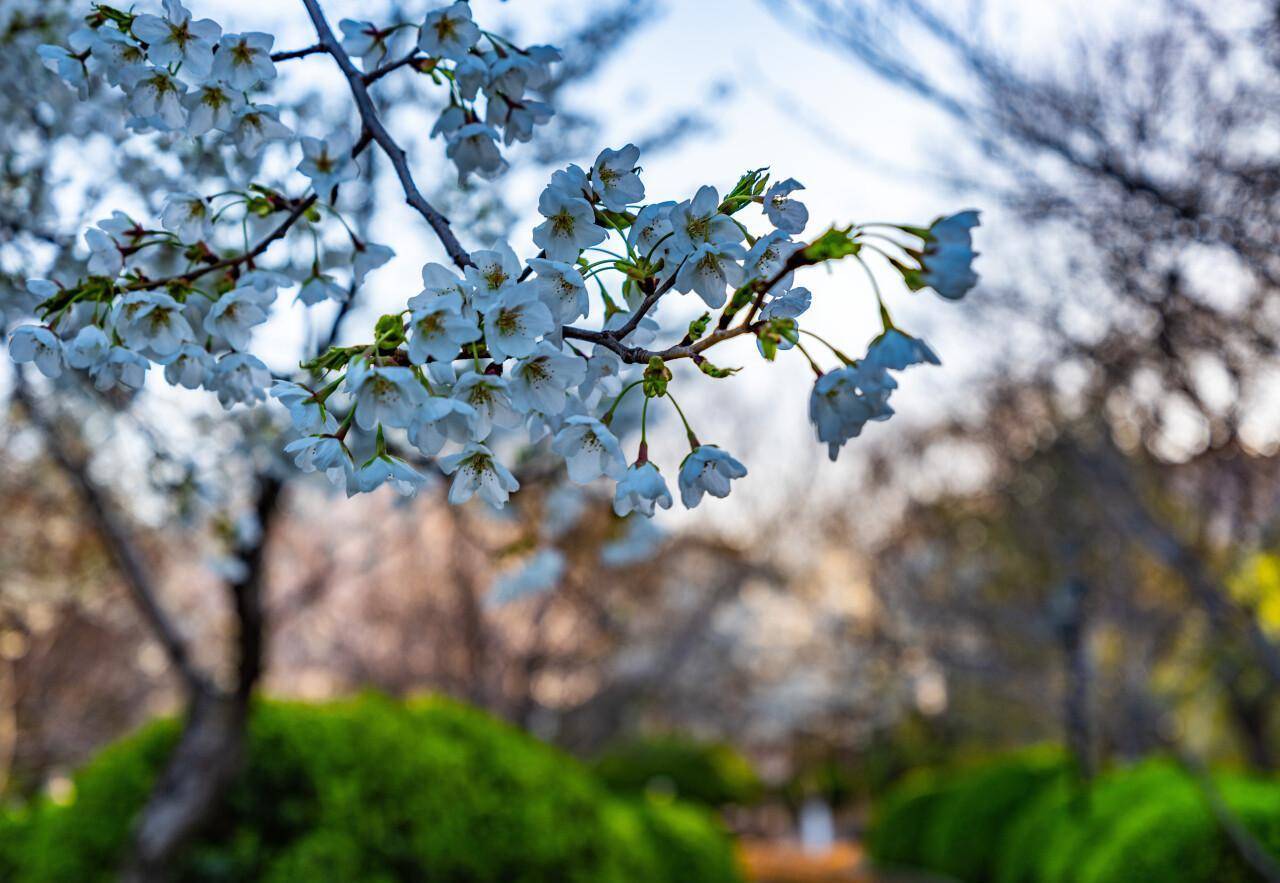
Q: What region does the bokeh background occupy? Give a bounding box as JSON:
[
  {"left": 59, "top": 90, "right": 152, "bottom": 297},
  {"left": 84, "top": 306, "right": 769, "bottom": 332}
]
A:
[{"left": 4, "top": 1, "right": 1280, "bottom": 881}]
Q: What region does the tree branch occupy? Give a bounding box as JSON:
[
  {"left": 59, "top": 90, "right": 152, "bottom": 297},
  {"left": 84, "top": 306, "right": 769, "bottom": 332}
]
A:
[
  {"left": 300, "top": 0, "right": 474, "bottom": 271},
  {"left": 364, "top": 51, "right": 427, "bottom": 85},
  {"left": 12, "top": 377, "right": 209, "bottom": 695},
  {"left": 124, "top": 195, "right": 318, "bottom": 293}
]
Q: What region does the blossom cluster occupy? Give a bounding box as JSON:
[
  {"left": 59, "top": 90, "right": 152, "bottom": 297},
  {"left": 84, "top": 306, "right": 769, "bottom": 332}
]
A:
[
  {"left": 35, "top": 0, "right": 555, "bottom": 178},
  {"left": 8, "top": 0, "right": 981, "bottom": 518}
]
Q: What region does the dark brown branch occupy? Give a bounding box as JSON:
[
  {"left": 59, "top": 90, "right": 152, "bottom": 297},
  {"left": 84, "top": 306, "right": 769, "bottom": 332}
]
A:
[
  {"left": 300, "top": 0, "right": 474, "bottom": 271},
  {"left": 299, "top": 0, "right": 803, "bottom": 368}
]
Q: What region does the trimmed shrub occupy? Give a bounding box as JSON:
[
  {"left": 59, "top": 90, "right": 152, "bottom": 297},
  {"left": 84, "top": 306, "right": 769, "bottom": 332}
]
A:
[
  {"left": 1073, "top": 773, "right": 1280, "bottom": 883},
  {"left": 4, "top": 695, "right": 741, "bottom": 883},
  {"left": 593, "top": 735, "right": 762, "bottom": 807},
  {"left": 866, "top": 770, "right": 955, "bottom": 868},
  {"left": 877, "top": 751, "right": 1280, "bottom": 883},
  {"left": 917, "top": 747, "right": 1069, "bottom": 881},
  {"left": 996, "top": 776, "right": 1075, "bottom": 883}
]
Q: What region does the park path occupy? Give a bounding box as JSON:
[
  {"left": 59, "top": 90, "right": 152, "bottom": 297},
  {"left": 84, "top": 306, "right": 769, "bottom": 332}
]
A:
[{"left": 738, "top": 840, "right": 935, "bottom": 883}]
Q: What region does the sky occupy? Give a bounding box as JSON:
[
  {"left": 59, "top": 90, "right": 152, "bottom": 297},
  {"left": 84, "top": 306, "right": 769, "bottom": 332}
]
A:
[{"left": 57, "top": 0, "right": 1132, "bottom": 530}]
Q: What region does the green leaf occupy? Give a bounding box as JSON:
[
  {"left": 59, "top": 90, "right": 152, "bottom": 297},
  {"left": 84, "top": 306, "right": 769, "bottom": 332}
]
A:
[{"left": 802, "top": 226, "right": 861, "bottom": 263}]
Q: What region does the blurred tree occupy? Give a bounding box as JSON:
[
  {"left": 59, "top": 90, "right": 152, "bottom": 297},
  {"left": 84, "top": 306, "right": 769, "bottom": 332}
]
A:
[{"left": 769, "top": 0, "right": 1280, "bottom": 769}]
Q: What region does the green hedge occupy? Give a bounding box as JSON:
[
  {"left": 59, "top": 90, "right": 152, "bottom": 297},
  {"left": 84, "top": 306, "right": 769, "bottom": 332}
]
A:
[
  {"left": 869, "top": 747, "right": 1068, "bottom": 880},
  {"left": 871, "top": 751, "right": 1280, "bottom": 883},
  {"left": 593, "top": 736, "right": 762, "bottom": 807},
  {"left": 2, "top": 695, "right": 742, "bottom": 883}
]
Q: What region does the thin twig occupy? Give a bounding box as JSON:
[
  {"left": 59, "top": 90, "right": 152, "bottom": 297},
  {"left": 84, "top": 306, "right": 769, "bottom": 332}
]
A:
[
  {"left": 270, "top": 43, "right": 325, "bottom": 62},
  {"left": 364, "top": 51, "right": 427, "bottom": 85}
]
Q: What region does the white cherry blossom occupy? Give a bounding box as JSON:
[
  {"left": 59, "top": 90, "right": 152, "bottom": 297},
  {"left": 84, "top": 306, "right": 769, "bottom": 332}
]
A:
[
  {"left": 132, "top": 0, "right": 220, "bottom": 80},
  {"left": 9, "top": 326, "right": 64, "bottom": 378},
  {"left": 763, "top": 178, "right": 809, "bottom": 234},
  {"left": 613, "top": 462, "right": 673, "bottom": 518},
  {"left": 552, "top": 416, "right": 627, "bottom": 484},
  {"left": 532, "top": 188, "right": 606, "bottom": 262},
  {"left": 483, "top": 284, "right": 555, "bottom": 361},
  {"left": 419, "top": 2, "right": 481, "bottom": 61},
  {"left": 591, "top": 144, "right": 645, "bottom": 212},
  {"left": 440, "top": 443, "right": 520, "bottom": 508},
  {"left": 407, "top": 291, "right": 481, "bottom": 363},
  {"left": 345, "top": 360, "right": 427, "bottom": 431},
  {"left": 212, "top": 32, "right": 276, "bottom": 92},
  {"left": 678, "top": 445, "right": 748, "bottom": 509},
  {"left": 508, "top": 343, "right": 587, "bottom": 415}
]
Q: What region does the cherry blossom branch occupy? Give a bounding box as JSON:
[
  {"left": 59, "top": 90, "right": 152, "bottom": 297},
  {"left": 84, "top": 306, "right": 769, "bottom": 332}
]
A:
[
  {"left": 608, "top": 274, "right": 680, "bottom": 343},
  {"left": 300, "top": 0, "right": 474, "bottom": 270},
  {"left": 565, "top": 319, "right": 763, "bottom": 365},
  {"left": 123, "top": 194, "right": 318, "bottom": 293}
]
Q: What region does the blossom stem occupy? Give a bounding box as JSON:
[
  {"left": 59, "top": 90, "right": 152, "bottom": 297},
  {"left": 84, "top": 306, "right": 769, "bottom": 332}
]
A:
[
  {"left": 602, "top": 379, "right": 643, "bottom": 426},
  {"left": 853, "top": 252, "right": 886, "bottom": 311},
  {"left": 599, "top": 212, "right": 639, "bottom": 262},
  {"left": 856, "top": 231, "right": 908, "bottom": 253},
  {"left": 584, "top": 246, "right": 630, "bottom": 262},
  {"left": 799, "top": 329, "right": 855, "bottom": 365},
  {"left": 793, "top": 341, "right": 825, "bottom": 377},
  {"left": 644, "top": 231, "right": 674, "bottom": 264},
  {"left": 666, "top": 392, "right": 699, "bottom": 449}
]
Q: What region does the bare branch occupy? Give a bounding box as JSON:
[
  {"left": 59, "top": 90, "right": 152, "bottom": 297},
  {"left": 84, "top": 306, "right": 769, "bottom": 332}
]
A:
[{"left": 270, "top": 43, "right": 325, "bottom": 62}]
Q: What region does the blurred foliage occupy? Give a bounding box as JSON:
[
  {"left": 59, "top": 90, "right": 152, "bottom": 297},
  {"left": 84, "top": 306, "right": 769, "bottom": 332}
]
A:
[
  {"left": 593, "top": 735, "right": 762, "bottom": 808},
  {"left": 869, "top": 747, "right": 1068, "bottom": 881},
  {"left": 0, "top": 696, "right": 742, "bottom": 882},
  {"left": 1229, "top": 551, "right": 1280, "bottom": 639},
  {"left": 871, "top": 750, "right": 1280, "bottom": 883}
]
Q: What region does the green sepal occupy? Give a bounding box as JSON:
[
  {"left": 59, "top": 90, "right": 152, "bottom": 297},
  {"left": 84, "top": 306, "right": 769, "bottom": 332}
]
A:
[
  {"left": 374, "top": 313, "right": 406, "bottom": 350},
  {"left": 642, "top": 356, "right": 672, "bottom": 398},
  {"left": 698, "top": 359, "right": 740, "bottom": 379},
  {"left": 302, "top": 344, "right": 364, "bottom": 375},
  {"left": 719, "top": 167, "right": 770, "bottom": 215},
  {"left": 89, "top": 4, "right": 134, "bottom": 29},
  {"left": 686, "top": 312, "right": 711, "bottom": 342},
  {"left": 596, "top": 209, "right": 636, "bottom": 230}
]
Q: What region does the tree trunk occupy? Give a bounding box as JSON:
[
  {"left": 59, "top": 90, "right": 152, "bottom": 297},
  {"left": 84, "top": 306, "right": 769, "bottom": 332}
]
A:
[
  {"left": 119, "top": 689, "right": 248, "bottom": 882},
  {"left": 120, "top": 476, "right": 281, "bottom": 881}
]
